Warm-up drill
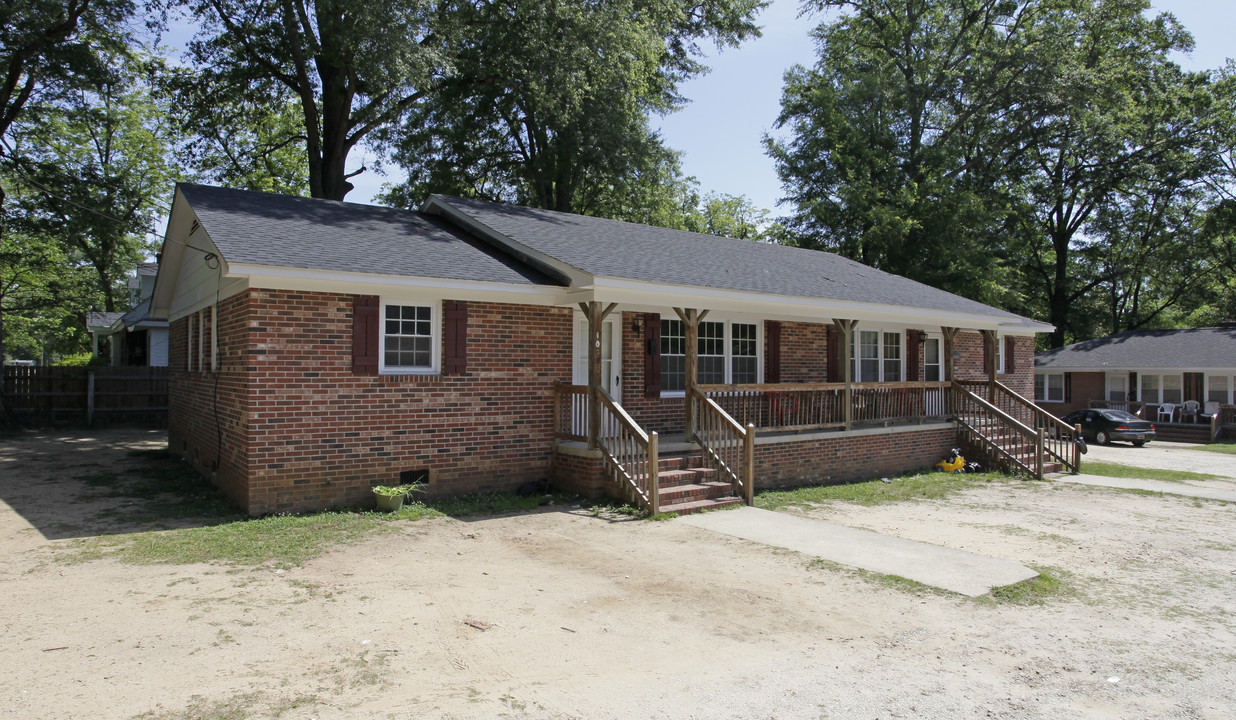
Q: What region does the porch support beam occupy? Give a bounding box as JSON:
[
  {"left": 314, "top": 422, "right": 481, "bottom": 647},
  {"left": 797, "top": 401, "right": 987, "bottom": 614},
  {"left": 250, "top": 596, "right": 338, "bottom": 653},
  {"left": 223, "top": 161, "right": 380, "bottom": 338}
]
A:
[
  {"left": 673, "top": 307, "right": 707, "bottom": 440},
  {"left": 833, "top": 318, "right": 858, "bottom": 431},
  {"left": 941, "top": 327, "right": 960, "bottom": 416},
  {"left": 980, "top": 328, "right": 998, "bottom": 402},
  {"left": 580, "top": 301, "right": 604, "bottom": 449}
]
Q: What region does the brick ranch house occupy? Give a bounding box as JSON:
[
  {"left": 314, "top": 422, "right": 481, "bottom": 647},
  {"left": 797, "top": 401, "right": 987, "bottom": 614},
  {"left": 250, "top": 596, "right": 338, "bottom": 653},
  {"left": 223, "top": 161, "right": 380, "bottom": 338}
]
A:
[{"left": 152, "top": 184, "right": 1076, "bottom": 516}]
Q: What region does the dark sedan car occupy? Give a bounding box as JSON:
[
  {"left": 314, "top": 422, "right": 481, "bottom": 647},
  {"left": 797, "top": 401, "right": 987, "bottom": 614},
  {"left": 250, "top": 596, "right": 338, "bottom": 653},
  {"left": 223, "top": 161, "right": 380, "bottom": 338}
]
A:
[{"left": 1062, "top": 409, "right": 1156, "bottom": 447}]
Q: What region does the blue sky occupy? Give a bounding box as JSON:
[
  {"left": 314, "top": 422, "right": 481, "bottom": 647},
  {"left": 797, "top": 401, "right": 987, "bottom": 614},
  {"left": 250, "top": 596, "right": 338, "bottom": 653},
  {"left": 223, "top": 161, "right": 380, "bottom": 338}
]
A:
[{"left": 342, "top": 0, "right": 1236, "bottom": 212}]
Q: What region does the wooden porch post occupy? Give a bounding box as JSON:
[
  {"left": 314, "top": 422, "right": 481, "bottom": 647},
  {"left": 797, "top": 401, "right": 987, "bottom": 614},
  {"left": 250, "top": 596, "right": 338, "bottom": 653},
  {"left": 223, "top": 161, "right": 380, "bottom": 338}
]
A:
[
  {"left": 942, "top": 327, "right": 960, "bottom": 416},
  {"left": 981, "top": 329, "right": 998, "bottom": 402},
  {"left": 833, "top": 318, "right": 857, "bottom": 431},
  {"left": 674, "top": 308, "right": 708, "bottom": 441},
  {"left": 580, "top": 301, "right": 618, "bottom": 449}
]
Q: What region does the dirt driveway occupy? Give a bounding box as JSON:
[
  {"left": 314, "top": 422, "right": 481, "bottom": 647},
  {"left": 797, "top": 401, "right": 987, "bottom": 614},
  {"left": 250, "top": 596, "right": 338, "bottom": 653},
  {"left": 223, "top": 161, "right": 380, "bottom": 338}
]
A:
[{"left": 1, "top": 429, "right": 1234, "bottom": 720}]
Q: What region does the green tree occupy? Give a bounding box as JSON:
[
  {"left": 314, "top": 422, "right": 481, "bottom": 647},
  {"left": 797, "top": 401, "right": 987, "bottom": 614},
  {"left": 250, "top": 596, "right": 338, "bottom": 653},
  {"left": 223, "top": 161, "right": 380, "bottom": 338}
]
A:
[
  {"left": 8, "top": 48, "right": 177, "bottom": 313},
  {"left": 1, "top": 0, "right": 135, "bottom": 206},
  {"left": 1004, "top": 0, "right": 1213, "bottom": 346},
  {"left": 383, "top": 0, "right": 764, "bottom": 217},
  {"left": 766, "top": 0, "right": 1042, "bottom": 304},
  {"left": 174, "top": 0, "right": 452, "bottom": 200}
]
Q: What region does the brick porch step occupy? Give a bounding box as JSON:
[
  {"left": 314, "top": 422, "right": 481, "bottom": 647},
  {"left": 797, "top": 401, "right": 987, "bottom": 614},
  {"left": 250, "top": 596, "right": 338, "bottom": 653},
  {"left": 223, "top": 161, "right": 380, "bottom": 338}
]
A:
[
  {"left": 658, "top": 480, "right": 733, "bottom": 504},
  {"left": 656, "top": 467, "right": 717, "bottom": 487},
  {"left": 658, "top": 496, "right": 744, "bottom": 516}
]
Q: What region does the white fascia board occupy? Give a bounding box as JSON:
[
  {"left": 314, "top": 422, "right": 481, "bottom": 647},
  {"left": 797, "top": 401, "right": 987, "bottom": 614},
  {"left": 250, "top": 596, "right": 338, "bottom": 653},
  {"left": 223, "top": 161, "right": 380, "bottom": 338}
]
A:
[
  {"left": 226, "top": 263, "right": 570, "bottom": 306},
  {"left": 151, "top": 188, "right": 195, "bottom": 317},
  {"left": 569, "top": 277, "right": 1046, "bottom": 333},
  {"left": 421, "top": 197, "right": 589, "bottom": 288}
]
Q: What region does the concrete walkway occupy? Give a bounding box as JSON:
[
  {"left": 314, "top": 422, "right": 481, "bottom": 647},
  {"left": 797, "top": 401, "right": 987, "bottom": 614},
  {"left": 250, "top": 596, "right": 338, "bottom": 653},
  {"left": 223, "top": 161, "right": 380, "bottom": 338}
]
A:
[
  {"left": 1060, "top": 474, "right": 1236, "bottom": 502},
  {"left": 680, "top": 506, "right": 1037, "bottom": 597}
]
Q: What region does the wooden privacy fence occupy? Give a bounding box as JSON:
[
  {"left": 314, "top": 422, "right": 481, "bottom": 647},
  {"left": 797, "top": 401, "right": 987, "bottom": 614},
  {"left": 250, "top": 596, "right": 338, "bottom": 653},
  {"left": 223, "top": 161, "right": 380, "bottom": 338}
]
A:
[{"left": 2, "top": 366, "right": 168, "bottom": 426}]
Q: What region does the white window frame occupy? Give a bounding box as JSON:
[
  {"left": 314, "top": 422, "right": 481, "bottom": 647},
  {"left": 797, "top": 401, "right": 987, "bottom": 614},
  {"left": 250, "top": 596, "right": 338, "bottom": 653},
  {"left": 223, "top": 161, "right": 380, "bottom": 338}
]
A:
[
  {"left": 851, "top": 327, "right": 903, "bottom": 382},
  {"left": 1036, "top": 372, "right": 1064, "bottom": 403},
  {"left": 1106, "top": 373, "right": 1127, "bottom": 403},
  {"left": 997, "top": 336, "right": 1006, "bottom": 375},
  {"left": 659, "top": 316, "right": 762, "bottom": 397},
  {"left": 379, "top": 301, "right": 440, "bottom": 375}
]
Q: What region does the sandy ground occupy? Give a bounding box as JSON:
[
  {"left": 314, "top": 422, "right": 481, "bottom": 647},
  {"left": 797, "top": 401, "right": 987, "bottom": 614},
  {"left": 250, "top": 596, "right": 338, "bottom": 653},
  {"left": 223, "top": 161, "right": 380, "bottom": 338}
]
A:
[{"left": 1, "top": 429, "right": 1234, "bottom": 720}]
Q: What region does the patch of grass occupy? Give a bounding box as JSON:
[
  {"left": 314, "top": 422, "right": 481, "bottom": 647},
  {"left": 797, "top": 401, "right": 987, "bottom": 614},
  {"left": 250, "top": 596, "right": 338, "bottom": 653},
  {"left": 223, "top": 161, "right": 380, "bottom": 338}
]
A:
[
  {"left": 647, "top": 511, "right": 680, "bottom": 521},
  {"left": 423, "top": 491, "right": 570, "bottom": 517},
  {"left": 1195, "top": 442, "right": 1236, "bottom": 455},
  {"left": 1080, "top": 460, "right": 1223, "bottom": 484},
  {"left": 755, "top": 471, "right": 1015, "bottom": 510},
  {"left": 82, "top": 510, "right": 405, "bottom": 568},
  {"left": 981, "top": 566, "right": 1075, "bottom": 605},
  {"left": 132, "top": 692, "right": 319, "bottom": 720},
  {"left": 78, "top": 471, "right": 121, "bottom": 487},
  {"left": 127, "top": 447, "right": 173, "bottom": 459},
  {"left": 805, "top": 558, "right": 958, "bottom": 597}
]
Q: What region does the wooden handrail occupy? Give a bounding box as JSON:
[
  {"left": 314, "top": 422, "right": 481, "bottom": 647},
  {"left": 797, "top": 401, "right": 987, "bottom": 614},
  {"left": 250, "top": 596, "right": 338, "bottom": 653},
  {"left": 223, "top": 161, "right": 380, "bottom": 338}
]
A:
[
  {"left": 691, "top": 387, "right": 755, "bottom": 505},
  {"left": 698, "top": 380, "right": 949, "bottom": 393},
  {"left": 951, "top": 383, "right": 1042, "bottom": 477}
]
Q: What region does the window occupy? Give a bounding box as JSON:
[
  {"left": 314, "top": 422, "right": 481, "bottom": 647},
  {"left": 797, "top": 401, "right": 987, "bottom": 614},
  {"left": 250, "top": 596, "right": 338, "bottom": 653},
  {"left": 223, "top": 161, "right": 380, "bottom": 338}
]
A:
[
  {"left": 1036, "top": 373, "right": 1064, "bottom": 402},
  {"left": 382, "top": 304, "right": 434, "bottom": 372},
  {"left": 1209, "top": 376, "right": 1230, "bottom": 404},
  {"left": 852, "top": 329, "right": 902, "bottom": 382},
  {"left": 1162, "top": 374, "right": 1182, "bottom": 404},
  {"left": 698, "top": 321, "right": 725, "bottom": 384},
  {"left": 1107, "top": 374, "right": 1126, "bottom": 403},
  {"left": 659, "top": 318, "right": 760, "bottom": 393},
  {"left": 661, "top": 319, "right": 685, "bottom": 392},
  {"left": 1141, "top": 374, "right": 1159, "bottom": 404},
  {"left": 731, "top": 323, "right": 758, "bottom": 384}
]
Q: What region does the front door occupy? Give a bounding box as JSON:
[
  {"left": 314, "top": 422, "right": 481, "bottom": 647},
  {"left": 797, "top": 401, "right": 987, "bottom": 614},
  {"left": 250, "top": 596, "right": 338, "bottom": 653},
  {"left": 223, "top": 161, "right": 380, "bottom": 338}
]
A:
[{"left": 572, "top": 314, "right": 622, "bottom": 435}]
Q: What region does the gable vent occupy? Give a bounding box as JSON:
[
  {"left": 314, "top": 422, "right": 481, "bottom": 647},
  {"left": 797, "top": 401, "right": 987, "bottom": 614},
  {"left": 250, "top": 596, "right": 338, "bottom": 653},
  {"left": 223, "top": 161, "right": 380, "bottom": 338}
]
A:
[{"left": 190, "top": 219, "right": 200, "bottom": 235}]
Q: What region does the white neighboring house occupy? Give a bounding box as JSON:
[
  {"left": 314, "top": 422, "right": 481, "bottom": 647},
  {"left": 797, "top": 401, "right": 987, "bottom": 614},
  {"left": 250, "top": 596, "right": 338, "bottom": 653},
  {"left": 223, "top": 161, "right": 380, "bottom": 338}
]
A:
[{"left": 85, "top": 263, "right": 169, "bottom": 366}]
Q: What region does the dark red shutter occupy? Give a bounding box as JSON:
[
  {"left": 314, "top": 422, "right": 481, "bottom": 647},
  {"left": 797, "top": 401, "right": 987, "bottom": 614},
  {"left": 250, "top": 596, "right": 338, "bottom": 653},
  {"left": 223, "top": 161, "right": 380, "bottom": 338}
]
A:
[
  {"left": 906, "top": 330, "right": 921, "bottom": 381},
  {"left": 983, "top": 337, "right": 991, "bottom": 376},
  {"left": 1064, "top": 372, "right": 1072, "bottom": 402},
  {"left": 826, "top": 325, "right": 841, "bottom": 383},
  {"left": 352, "top": 295, "right": 379, "bottom": 375},
  {"left": 1005, "top": 336, "right": 1016, "bottom": 374},
  {"left": 1128, "top": 372, "right": 1138, "bottom": 401},
  {"left": 443, "top": 300, "right": 468, "bottom": 375},
  {"left": 766, "top": 321, "right": 782, "bottom": 384},
  {"left": 644, "top": 313, "right": 661, "bottom": 398}
]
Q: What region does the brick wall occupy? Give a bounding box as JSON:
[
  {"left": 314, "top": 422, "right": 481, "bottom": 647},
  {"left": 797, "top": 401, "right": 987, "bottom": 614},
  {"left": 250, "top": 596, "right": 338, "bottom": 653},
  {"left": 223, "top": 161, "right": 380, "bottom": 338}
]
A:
[
  {"left": 168, "top": 293, "right": 250, "bottom": 509},
  {"left": 172, "top": 289, "right": 573, "bottom": 515},
  {"left": 1037, "top": 370, "right": 1105, "bottom": 417},
  {"left": 753, "top": 425, "right": 957, "bottom": 488}
]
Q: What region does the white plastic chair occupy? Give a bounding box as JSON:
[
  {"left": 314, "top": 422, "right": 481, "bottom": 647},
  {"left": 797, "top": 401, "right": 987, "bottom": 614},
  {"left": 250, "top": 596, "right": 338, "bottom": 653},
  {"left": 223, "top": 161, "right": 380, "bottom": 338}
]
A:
[
  {"left": 1181, "top": 400, "right": 1200, "bottom": 423},
  {"left": 1201, "top": 401, "right": 1221, "bottom": 421},
  {"left": 1156, "top": 402, "right": 1176, "bottom": 423}
]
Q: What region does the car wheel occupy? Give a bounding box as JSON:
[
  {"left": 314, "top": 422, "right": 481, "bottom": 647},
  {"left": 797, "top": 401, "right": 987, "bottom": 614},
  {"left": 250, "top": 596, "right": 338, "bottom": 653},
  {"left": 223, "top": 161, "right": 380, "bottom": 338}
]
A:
[
  {"left": 1133, "top": 440, "right": 1146, "bottom": 447},
  {"left": 1096, "top": 430, "right": 1111, "bottom": 446}
]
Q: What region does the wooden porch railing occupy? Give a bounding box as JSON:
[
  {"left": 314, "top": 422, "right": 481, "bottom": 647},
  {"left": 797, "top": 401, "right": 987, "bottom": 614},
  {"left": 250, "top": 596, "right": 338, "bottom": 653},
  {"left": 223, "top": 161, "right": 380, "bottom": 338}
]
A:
[
  {"left": 689, "top": 388, "right": 754, "bottom": 505},
  {"left": 1088, "top": 399, "right": 1148, "bottom": 417},
  {"left": 951, "top": 383, "right": 1065, "bottom": 478},
  {"left": 959, "top": 380, "right": 1080, "bottom": 473},
  {"left": 697, "top": 381, "right": 949, "bottom": 432},
  {"left": 552, "top": 382, "right": 588, "bottom": 442},
  {"left": 553, "top": 384, "right": 660, "bottom": 513}
]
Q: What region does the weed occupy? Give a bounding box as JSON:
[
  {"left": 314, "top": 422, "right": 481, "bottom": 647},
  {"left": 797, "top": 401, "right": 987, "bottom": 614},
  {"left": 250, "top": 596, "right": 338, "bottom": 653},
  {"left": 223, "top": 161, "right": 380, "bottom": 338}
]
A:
[
  {"left": 647, "top": 511, "right": 680, "bottom": 521},
  {"left": 981, "top": 567, "right": 1075, "bottom": 605},
  {"left": 424, "top": 491, "right": 571, "bottom": 517}
]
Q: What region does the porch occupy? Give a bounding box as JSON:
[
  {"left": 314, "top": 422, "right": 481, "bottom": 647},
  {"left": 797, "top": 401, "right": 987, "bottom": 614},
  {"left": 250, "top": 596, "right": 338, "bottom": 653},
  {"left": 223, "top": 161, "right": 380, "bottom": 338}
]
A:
[{"left": 551, "top": 379, "right": 1081, "bottom": 514}]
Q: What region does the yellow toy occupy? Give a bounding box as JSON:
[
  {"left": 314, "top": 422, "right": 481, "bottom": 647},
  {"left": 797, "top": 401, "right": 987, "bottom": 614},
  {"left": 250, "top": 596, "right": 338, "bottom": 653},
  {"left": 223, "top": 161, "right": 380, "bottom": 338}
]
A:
[{"left": 935, "top": 448, "right": 965, "bottom": 473}]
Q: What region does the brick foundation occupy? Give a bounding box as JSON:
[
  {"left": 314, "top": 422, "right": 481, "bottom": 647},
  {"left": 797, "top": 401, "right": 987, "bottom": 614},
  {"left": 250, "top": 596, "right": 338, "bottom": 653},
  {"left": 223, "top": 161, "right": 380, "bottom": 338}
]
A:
[{"left": 752, "top": 425, "right": 958, "bottom": 488}]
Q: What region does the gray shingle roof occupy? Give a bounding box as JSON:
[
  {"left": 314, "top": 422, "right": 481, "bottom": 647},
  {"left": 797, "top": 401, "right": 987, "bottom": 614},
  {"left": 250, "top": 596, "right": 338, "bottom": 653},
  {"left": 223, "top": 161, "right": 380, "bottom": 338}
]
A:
[
  {"left": 429, "top": 195, "right": 1040, "bottom": 324},
  {"left": 1036, "top": 327, "right": 1236, "bottom": 370},
  {"left": 177, "top": 184, "right": 561, "bottom": 287}
]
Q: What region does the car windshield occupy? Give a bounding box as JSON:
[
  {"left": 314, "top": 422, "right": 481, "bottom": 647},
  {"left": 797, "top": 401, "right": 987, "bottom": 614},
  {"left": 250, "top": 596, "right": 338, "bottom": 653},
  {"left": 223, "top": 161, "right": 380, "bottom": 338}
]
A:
[{"left": 1101, "top": 410, "right": 1141, "bottom": 422}]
